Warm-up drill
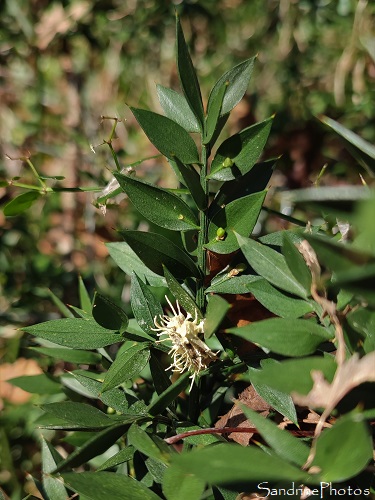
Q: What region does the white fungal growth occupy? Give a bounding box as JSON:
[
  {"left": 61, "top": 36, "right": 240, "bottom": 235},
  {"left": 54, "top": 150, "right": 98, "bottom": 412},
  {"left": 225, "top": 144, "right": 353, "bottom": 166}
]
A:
[{"left": 153, "top": 296, "right": 218, "bottom": 390}]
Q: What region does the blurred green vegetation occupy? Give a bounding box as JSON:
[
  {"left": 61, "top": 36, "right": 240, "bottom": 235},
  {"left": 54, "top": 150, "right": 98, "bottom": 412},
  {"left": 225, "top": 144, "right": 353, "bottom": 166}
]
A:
[{"left": 0, "top": 1, "right": 374, "bottom": 497}]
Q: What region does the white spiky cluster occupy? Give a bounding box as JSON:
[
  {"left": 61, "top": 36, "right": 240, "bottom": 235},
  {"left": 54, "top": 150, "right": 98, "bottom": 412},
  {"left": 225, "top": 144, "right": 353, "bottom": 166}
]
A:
[{"left": 153, "top": 296, "right": 218, "bottom": 389}]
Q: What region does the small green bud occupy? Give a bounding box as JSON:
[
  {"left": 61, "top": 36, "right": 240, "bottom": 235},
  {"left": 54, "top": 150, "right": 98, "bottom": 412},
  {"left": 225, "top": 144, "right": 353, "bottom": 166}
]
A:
[
  {"left": 222, "top": 157, "right": 234, "bottom": 168},
  {"left": 215, "top": 227, "right": 226, "bottom": 241}
]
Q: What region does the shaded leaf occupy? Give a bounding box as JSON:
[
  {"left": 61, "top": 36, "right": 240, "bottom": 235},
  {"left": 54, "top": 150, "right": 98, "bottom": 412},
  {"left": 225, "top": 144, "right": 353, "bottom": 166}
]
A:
[
  {"left": 147, "top": 372, "right": 190, "bottom": 416},
  {"left": 250, "top": 378, "right": 297, "bottom": 425},
  {"left": 157, "top": 84, "right": 200, "bottom": 133},
  {"left": 163, "top": 464, "right": 205, "bottom": 500},
  {"left": 130, "top": 107, "right": 200, "bottom": 164},
  {"left": 282, "top": 233, "right": 312, "bottom": 294},
  {"left": 92, "top": 292, "right": 128, "bottom": 331},
  {"left": 3, "top": 191, "right": 41, "bottom": 216},
  {"left": 163, "top": 266, "right": 202, "bottom": 320},
  {"left": 227, "top": 318, "right": 333, "bottom": 357},
  {"left": 114, "top": 172, "right": 199, "bottom": 231},
  {"left": 204, "top": 295, "right": 230, "bottom": 339},
  {"left": 29, "top": 347, "right": 101, "bottom": 365},
  {"left": 96, "top": 446, "right": 135, "bottom": 471},
  {"left": 131, "top": 273, "right": 163, "bottom": 337},
  {"left": 8, "top": 374, "right": 60, "bottom": 395},
  {"left": 170, "top": 158, "right": 206, "bottom": 210},
  {"left": 128, "top": 424, "right": 171, "bottom": 464},
  {"left": 206, "top": 274, "right": 262, "bottom": 294},
  {"left": 41, "top": 437, "right": 67, "bottom": 500}
]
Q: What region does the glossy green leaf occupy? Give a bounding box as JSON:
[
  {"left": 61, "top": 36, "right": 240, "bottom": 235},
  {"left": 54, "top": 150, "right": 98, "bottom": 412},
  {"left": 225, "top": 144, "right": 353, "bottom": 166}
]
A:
[
  {"left": 130, "top": 107, "right": 200, "bottom": 164},
  {"left": 106, "top": 241, "right": 166, "bottom": 287},
  {"left": 163, "top": 266, "right": 202, "bottom": 320},
  {"left": 208, "top": 117, "right": 273, "bottom": 181},
  {"left": 237, "top": 234, "right": 308, "bottom": 298},
  {"left": 102, "top": 343, "right": 150, "bottom": 392},
  {"left": 8, "top": 374, "right": 60, "bottom": 395},
  {"left": 61, "top": 471, "right": 161, "bottom": 500},
  {"left": 204, "top": 295, "right": 230, "bottom": 339},
  {"left": 170, "top": 443, "right": 311, "bottom": 486},
  {"left": 147, "top": 372, "right": 190, "bottom": 416},
  {"left": 40, "top": 402, "right": 115, "bottom": 429},
  {"left": 228, "top": 318, "right": 333, "bottom": 357},
  {"left": 96, "top": 446, "right": 135, "bottom": 471},
  {"left": 163, "top": 464, "right": 205, "bottom": 500},
  {"left": 238, "top": 404, "right": 309, "bottom": 467},
  {"left": 3, "top": 191, "right": 41, "bottom": 216},
  {"left": 250, "top": 378, "right": 297, "bottom": 425},
  {"left": 41, "top": 437, "right": 67, "bottom": 500},
  {"left": 119, "top": 231, "right": 200, "bottom": 280},
  {"left": 208, "top": 57, "right": 256, "bottom": 117},
  {"left": 52, "top": 424, "right": 130, "bottom": 474},
  {"left": 176, "top": 15, "right": 204, "bottom": 129},
  {"left": 30, "top": 347, "right": 101, "bottom": 364},
  {"left": 311, "top": 415, "right": 373, "bottom": 481},
  {"left": 205, "top": 82, "right": 227, "bottom": 144},
  {"left": 246, "top": 279, "right": 314, "bottom": 318},
  {"left": 249, "top": 357, "right": 337, "bottom": 396},
  {"left": 149, "top": 351, "right": 172, "bottom": 396},
  {"left": 22, "top": 318, "right": 122, "bottom": 349},
  {"left": 156, "top": 85, "right": 200, "bottom": 133},
  {"left": 79, "top": 276, "right": 92, "bottom": 313},
  {"left": 282, "top": 233, "right": 312, "bottom": 294},
  {"left": 128, "top": 424, "right": 171, "bottom": 464},
  {"left": 130, "top": 273, "right": 163, "bottom": 337},
  {"left": 347, "top": 308, "right": 375, "bottom": 353},
  {"left": 209, "top": 159, "right": 276, "bottom": 218},
  {"left": 320, "top": 115, "right": 375, "bottom": 177},
  {"left": 114, "top": 172, "right": 199, "bottom": 231},
  {"left": 92, "top": 292, "right": 128, "bottom": 331},
  {"left": 205, "top": 274, "right": 262, "bottom": 294},
  {"left": 170, "top": 158, "right": 206, "bottom": 210},
  {"left": 205, "top": 191, "right": 266, "bottom": 254}
]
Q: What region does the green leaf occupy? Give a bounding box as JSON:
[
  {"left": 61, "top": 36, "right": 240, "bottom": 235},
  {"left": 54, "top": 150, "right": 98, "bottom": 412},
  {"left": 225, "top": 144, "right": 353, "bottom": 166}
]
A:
[
  {"left": 237, "top": 234, "right": 308, "bottom": 298},
  {"left": 204, "top": 295, "right": 230, "bottom": 339},
  {"left": 128, "top": 424, "right": 171, "bottom": 464},
  {"left": 61, "top": 471, "right": 161, "bottom": 500},
  {"left": 227, "top": 318, "right": 333, "bottom": 357},
  {"left": 333, "top": 262, "right": 375, "bottom": 306},
  {"left": 246, "top": 279, "right": 314, "bottom": 318},
  {"left": 156, "top": 85, "right": 200, "bottom": 133},
  {"left": 41, "top": 438, "right": 67, "bottom": 500},
  {"left": 52, "top": 424, "right": 130, "bottom": 474},
  {"left": 22, "top": 318, "right": 122, "bottom": 349},
  {"left": 163, "top": 266, "right": 202, "bottom": 320},
  {"left": 208, "top": 57, "right": 256, "bottom": 117},
  {"left": 209, "top": 159, "right": 276, "bottom": 218},
  {"left": 205, "top": 191, "right": 266, "bottom": 254},
  {"left": 250, "top": 378, "right": 297, "bottom": 425},
  {"left": 47, "top": 288, "right": 75, "bottom": 318},
  {"left": 205, "top": 82, "right": 227, "bottom": 144},
  {"left": 170, "top": 158, "right": 206, "bottom": 210},
  {"left": 96, "top": 446, "right": 135, "bottom": 471},
  {"left": 8, "top": 374, "right": 60, "bottom": 395},
  {"left": 347, "top": 308, "right": 375, "bottom": 353},
  {"left": 106, "top": 242, "right": 166, "bottom": 288},
  {"left": 163, "top": 464, "right": 206, "bottom": 500},
  {"left": 30, "top": 347, "right": 102, "bottom": 364},
  {"left": 130, "top": 273, "right": 163, "bottom": 337},
  {"left": 149, "top": 351, "right": 172, "bottom": 396},
  {"left": 114, "top": 172, "right": 199, "bottom": 231},
  {"left": 40, "top": 402, "right": 115, "bottom": 429},
  {"left": 147, "top": 372, "right": 190, "bottom": 416},
  {"left": 206, "top": 274, "right": 262, "bottom": 294},
  {"left": 170, "top": 443, "right": 311, "bottom": 486},
  {"left": 92, "top": 292, "right": 128, "bottom": 331},
  {"left": 238, "top": 404, "right": 309, "bottom": 467},
  {"left": 311, "top": 414, "right": 373, "bottom": 481},
  {"left": 79, "top": 276, "right": 92, "bottom": 313},
  {"left": 130, "top": 107, "right": 200, "bottom": 164},
  {"left": 176, "top": 15, "right": 204, "bottom": 129},
  {"left": 208, "top": 117, "right": 273, "bottom": 181},
  {"left": 319, "top": 115, "right": 375, "bottom": 177},
  {"left": 119, "top": 231, "right": 200, "bottom": 280},
  {"left": 249, "top": 357, "right": 337, "bottom": 396},
  {"left": 102, "top": 343, "right": 150, "bottom": 392},
  {"left": 282, "top": 233, "right": 312, "bottom": 294},
  {"left": 3, "top": 191, "right": 41, "bottom": 216}
]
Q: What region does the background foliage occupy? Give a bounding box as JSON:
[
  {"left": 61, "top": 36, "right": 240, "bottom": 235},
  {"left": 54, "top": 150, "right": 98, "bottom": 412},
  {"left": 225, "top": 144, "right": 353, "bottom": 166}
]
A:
[{"left": 0, "top": 0, "right": 375, "bottom": 498}]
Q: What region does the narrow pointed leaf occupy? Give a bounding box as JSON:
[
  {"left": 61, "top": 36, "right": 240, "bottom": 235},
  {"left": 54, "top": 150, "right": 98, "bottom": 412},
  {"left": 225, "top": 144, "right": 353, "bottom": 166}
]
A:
[
  {"left": 29, "top": 347, "right": 101, "bottom": 364},
  {"left": 250, "top": 378, "right": 297, "bottom": 425},
  {"left": 208, "top": 57, "right": 256, "bottom": 117},
  {"left": 96, "top": 446, "right": 135, "bottom": 471},
  {"left": 205, "top": 82, "right": 227, "bottom": 144},
  {"left": 130, "top": 273, "right": 163, "bottom": 336},
  {"left": 114, "top": 172, "right": 199, "bottom": 231},
  {"left": 170, "top": 158, "right": 206, "bottom": 210},
  {"left": 40, "top": 402, "right": 114, "bottom": 429},
  {"left": 227, "top": 318, "right": 333, "bottom": 357},
  {"left": 3, "top": 191, "right": 41, "bottom": 216},
  {"left": 157, "top": 84, "right": 200, "bottom": 133},
  {"left": 41, "top": 438, "right": 67, "bottom": 500},
  {"left": 204, "top": 295, "right": 230, "bottom": 339},
  {"left": 130, "top": 107, "right": 199, "bottom": 164},
  {"left": 208, "top": 117, "right": 273, "bottom": 181},
  {"left": 119, "top": 231, "right": 200, "bottom": 280},
  {"left": 78, "top": 276, "right": 92, "bottom": 313},
  {"left": 147, "top": 372, "right": 190, "bottom": 416},
  {"left": 163, "top": 266, "right": 202, "bottom": 320},
  {"left": 163, "top": 464, "right": 205, "bottom": 500},
  {"left": 282, "top": 233, "right": 312, "bottom": 294},
  {"left": 92, "top": 292, "right": 128, "bottom": 331},
  {"left": 237, "top": 234, "right": 308, "bottom": 298},
  {"left": 205, "top": 191, "right": 266, "bottom": 254},
  {"left": 176, "top": 15, "right": 204, "bottom": 128},
  {"left": 128, "top": 424, "right": 171, "bottom": 463}
]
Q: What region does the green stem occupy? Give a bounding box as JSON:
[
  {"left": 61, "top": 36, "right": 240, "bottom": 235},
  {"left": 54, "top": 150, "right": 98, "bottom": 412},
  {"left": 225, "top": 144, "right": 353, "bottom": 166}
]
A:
[
  {"left": 196, "top": 144, "right": 210, "bottom": 312},
  {"left": 25, "top": 158, "right": 46, "bottom": 189}
]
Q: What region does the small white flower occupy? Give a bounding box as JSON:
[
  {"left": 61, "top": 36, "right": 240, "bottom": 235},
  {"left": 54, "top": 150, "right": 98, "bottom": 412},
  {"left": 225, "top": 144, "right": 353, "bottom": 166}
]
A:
[{"left": 153, "top": 296, "right": 218, "bottom": 389}]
